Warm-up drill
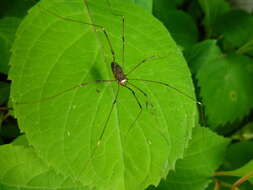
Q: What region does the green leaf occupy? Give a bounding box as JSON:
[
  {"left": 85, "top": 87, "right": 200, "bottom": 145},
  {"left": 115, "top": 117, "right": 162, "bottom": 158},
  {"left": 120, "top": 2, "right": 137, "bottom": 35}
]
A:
[
  {"left": 148, "top": 126, "right": 230, "bottom": 190},
  {"left": 9, "top": 0, "right": 198, "bottom": 189},
  {"left": 216, "top": 160, "right": 253, "bottom": 185},
  {"left": 214, "top": 10, "right": 253, "bottom": 54},
  {"left": 153, "top": 0, "right": 182, "bottom": 21},
  {"left": 198, "top": 0, "right": 230, "bottom": 37},
  {"left": 238, "top": 40, "right": 253, "bottom": 57},
  {"left": 123, "top": 0, "right": 153, "bottom": 12},
  {"left": 0, "top": 144, "right": 86, "bottom": 190},
  {"left": 205, "top": 177, "right": 253, "bottom": 190},
  {"left": 187, "top": 0, "right": 203, "bottom": 21},
  {"left": 157, "top": 10, "right": 198, "bottom": 50},
  {"left": 232, "top": 122, "right": 253, "bottom": 141},
  {"left": 0, "top": 17, "right": 21, "bottom": 74},
  {"left": 223, "top": 141, "right": 253, "bottom": 170},
  {"left": 0, "top": 0, "right": 36, "bottom": 18},
  {"left": 153, "top": 2, "right": 198, "bottom": 50},
  {"left": 184, "top": 40, "right": 222, "bottom": 73},
  {"left": 197, "top": 54, "right": 253, "bottom": 128}
]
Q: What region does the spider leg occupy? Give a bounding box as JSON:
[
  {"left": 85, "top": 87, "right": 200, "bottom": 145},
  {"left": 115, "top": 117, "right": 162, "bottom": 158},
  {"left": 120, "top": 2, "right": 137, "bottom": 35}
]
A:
[
  {"left": 128, "top": 78, "right": 202, "bottom": 105},
  {"left": 15, "top": 80, "right": 115, "bottom": 104},
  {"left": 122, "top": 85, "right": 143, "bottom": 134}
]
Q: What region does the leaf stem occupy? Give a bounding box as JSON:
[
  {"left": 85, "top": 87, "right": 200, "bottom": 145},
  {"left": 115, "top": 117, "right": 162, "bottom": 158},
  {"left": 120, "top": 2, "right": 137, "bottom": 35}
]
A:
[
  {"left": 213, "top": 171, "right": 253, "bottom": 190},
  {"left": 232, "top": 171, "right": 253, "bottom": 189}
]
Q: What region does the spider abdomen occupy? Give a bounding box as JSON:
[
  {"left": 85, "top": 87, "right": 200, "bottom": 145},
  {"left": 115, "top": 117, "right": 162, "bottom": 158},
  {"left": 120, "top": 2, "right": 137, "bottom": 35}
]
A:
[{"left": 111, "top": 62, "right": 128, "bottom": 85}]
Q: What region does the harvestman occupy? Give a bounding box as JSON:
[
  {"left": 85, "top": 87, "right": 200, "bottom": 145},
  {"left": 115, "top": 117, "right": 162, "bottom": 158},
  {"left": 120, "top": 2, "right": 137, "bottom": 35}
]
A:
[{"left": 17, "top": 0, "right": 201, "bottom": 151}]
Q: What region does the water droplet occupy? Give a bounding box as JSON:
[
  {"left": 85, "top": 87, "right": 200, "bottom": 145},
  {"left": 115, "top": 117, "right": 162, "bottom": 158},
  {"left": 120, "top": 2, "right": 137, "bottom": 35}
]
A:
[{"left": 67, "top": 131, "right": 70, "bottom": 136}]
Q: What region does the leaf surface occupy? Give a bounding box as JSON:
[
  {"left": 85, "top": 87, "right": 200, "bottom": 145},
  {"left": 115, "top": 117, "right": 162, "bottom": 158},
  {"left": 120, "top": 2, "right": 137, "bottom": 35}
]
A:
[
  {"left": 123, "top": 0, "right": 153, "bottom": 12},
  {"left": 0, "top": 17, "right": 21, "bottom": 74},
  {"left": 148, "top": 126, "right": 230, "bottom": 190},
  {"left": 9, "top": 0, "right": 198, "bottom": 189},
  {"left": 0, "top": 0, "right": 36, "bottom": 18},
  {"left": 198, "top": 0, "right": 230, "bottom": 37},
  {"left": 223, "top": 141, "right": 253, "bottom": 170},
  {"left": 158, "top": 10, "right": 198, "bottom": 50},
  {"left": 214, "top": 10, "right": 253, "bottom": 54},
  {"left": 184, "top": 39, "right": 221, "bottom": 73},
  {"left": 197, "top": 54, "right": 253, "bottom": 128},
  {"left": 217, "top": 160, "right": 253, "bottom": 185},
  {"left": 0, "top": 144, "right": 86, "bottom": 190}
]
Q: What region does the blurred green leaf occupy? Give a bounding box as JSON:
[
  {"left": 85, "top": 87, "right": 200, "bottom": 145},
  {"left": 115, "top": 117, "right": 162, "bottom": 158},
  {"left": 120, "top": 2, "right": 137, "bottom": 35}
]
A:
[
  {"left": 187, "top": 0, "right": 203, "bottom": 21},
  {"left": 184, "top": 40, "right": 222, "bottom": 73},
  {"left": 214, "top": 10, "right": 253, "bottom": 54},
  {"left": 223, "top": 141, "right": 253, "bottom": 170},
  {"left": 216, "top": 159, "right": 253, "bottom": 185},
  {"left": 197, "top": 54, "right": 253, "bottom": 128},
  {"left": 158, "top": 10, "right": 198, "bottom": 49},
  {"left": 0, "top": 0, "right": 36, "bottom": 18},
  {"left": 238, "top": 40, "right": 253, "bottom": 57},
  {"left": 232, "top": 122, "right": 253, "bottom": 141},
  {"left": 153, "top": 0, "right": 183, "bottom": 21},
  {"left": 0, "top": 82, "right": 10, "bottom": 105},
  {"left": 206, "top": 177, "right": 253, "bottom": 190},
  {"left": 198, "top": 0, "right": 230, "bottom": 37},
  {"left": 153, "top": 1, "right": 197, "bottom": 50},
  {"left": 148, "top": 126, "right": 230, "bottom": 190},
  {"left": 123, "top": 0, "right": 153, "bottom": 12},
  {"left": 0, "top": 144, "right": 86, "bottom": 190},
  {"left": 0, "top": 17, "right": 21, "bottom": 74},
  {"left": 9, "top": 0, "right": 198, "bottom": 189}
]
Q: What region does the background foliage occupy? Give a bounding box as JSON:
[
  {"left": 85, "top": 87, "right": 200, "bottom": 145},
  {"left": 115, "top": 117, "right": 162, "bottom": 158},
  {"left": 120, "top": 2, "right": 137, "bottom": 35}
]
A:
[{"left": 0, "top": 0, "right": 253, "bottom": 190}]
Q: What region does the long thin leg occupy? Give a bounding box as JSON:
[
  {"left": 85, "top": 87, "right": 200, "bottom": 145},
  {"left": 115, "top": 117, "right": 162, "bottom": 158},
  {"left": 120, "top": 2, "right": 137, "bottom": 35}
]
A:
[
  {"left": 126, "top": 56, "right": 167, "bottom": 76},
  {"left": 123, "top": 85, "right": 143, "bottom": 133},
  {"left": 77, "top": 84, "right": 120, "bottom": 181},
  {"left": 15, "top": 80, "right": 116, "bottom": 104},
  {"left": 107, "top": 13, "right": 125, "bottom": 66},
  {"left": 33, "top": 0, "right": 116, "bottom": 62},
  {"left": 97, "top": 84, "right": 120, "bottom": 144},
  {"left": 128, "top": 78, "right": 202, "bottom": 105},
  {"left": 82, "top": 85, "right": 141, "bottom": 176},
  {"left": 122, "top": 15, "right": 125, "bottom": 67},
  {"left": 82, "top": 0, "right": 116, "bottom": 62},
  {"left": 127, "top": 82, "right": 152, "bottom": 109},
  {"left": 127, "top": 82, "right": 147, "bottom": 97}
]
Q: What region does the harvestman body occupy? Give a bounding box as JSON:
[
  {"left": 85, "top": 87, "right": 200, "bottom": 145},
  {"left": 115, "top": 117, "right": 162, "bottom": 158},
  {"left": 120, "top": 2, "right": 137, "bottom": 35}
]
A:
[{"left": 112, "top": 62, "right": 127, "bottom": 86}]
